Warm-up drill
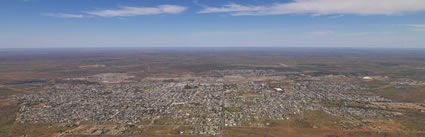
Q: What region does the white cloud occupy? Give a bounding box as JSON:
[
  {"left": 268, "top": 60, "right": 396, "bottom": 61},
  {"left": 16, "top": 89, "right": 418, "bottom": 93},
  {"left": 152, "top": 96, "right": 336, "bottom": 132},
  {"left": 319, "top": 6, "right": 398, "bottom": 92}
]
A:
[
  {"left": 199, "top": 0, "right": 425, "bottom": 16},
  {"left": 327, "top": 15, "right": 344, "bottom": 19},
  {"left": 43, "top": 13, "right": 84, "bottom": 18},
  {"left": 403, "top": 24, "right": 425, "bottom": 31},
  {"left": 87, "top": 5, "right": 187, "bottom": 17}
]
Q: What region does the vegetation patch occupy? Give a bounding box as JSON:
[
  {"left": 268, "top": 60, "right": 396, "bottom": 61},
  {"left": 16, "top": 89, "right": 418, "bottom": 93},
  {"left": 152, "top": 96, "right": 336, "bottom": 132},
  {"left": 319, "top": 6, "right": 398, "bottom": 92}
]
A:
[
  {"left": 374, "top": 86, "right": 425, "bottom": 103},
  {"left": 225, "top": 107, "right": 242, "bottom": 113},
  {"left": 398, "top": 111, "right": 425, "bottom": 131},
  {"left": 142, "top": 85, "right": 153, "bottom": 90},
  {"left": 293, "top": 119, "right": 313, "bottom": 128},
  {"left": 246, "top": 95, "right": 262, "bottom": 99}
]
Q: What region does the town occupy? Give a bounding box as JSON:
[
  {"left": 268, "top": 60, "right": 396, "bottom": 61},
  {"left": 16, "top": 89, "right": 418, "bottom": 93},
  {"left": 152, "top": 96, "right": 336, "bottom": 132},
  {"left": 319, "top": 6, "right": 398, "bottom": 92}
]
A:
[{"left": 15, "top": 69, "right": 405, "bottom": 136}]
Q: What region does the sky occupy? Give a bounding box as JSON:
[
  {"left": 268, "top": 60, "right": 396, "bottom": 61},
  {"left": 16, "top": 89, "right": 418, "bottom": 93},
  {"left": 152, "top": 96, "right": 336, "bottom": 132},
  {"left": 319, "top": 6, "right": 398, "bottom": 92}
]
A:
[{"left": 1, "top": 0, "right": 425, "bottom": 48}]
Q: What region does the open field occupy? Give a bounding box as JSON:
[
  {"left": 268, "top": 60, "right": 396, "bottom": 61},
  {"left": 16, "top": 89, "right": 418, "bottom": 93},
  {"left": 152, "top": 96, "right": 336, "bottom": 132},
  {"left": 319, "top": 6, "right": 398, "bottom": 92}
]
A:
[{"left": 1, "top": 48, "right": 425, "bottom": 82}]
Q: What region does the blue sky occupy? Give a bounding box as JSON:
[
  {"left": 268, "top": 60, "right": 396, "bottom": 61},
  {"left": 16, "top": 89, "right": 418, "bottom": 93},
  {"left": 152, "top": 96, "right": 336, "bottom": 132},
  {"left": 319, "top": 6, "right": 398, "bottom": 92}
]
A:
[{"left": 1, "top": 0, "right": 425, "bottom": 48}]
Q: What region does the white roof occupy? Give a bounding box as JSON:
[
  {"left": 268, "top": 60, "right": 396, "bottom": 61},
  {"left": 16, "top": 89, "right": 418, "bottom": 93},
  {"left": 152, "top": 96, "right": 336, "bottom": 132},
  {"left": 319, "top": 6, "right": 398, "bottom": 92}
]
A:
[
  {"left": 273, "top": 88, "right": 283, "bottom": 91},
  {"left": 362, "top": 76, "right": 373, "bottom": 80}
]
